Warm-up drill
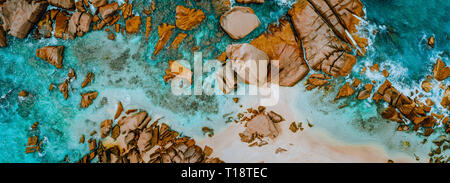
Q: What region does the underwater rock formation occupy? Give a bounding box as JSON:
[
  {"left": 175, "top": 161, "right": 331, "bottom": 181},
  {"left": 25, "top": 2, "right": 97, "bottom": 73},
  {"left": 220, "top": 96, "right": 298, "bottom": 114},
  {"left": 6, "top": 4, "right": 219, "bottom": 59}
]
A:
[
  {"left": 81, "top": 91, "right": 98, "bottom": 108},
  {"left": 175, "top": 5, "right": 205, "bottom": 31},
  {"left": 125, "top": 16, "right": 141, "bottom": 34},
  {"left": 153, "top": 23, "right": 175, "bottom": 56}
]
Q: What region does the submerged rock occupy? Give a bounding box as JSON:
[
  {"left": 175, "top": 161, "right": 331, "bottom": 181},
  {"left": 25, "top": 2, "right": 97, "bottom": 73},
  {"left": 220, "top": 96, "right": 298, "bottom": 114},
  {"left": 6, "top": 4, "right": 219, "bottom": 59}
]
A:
[
  {"left": 175, "top": 5, "right": 205, "bottom": 30},
  {"left": 81, "top": 72, "right": 94, "bottom": 88},
  {"left": 288, "top": 0, "right": 367, "bottom": 77},
  {"left": 220, "top": 6, "right": 260, "bottom": 39},
  {"left": 169, "top": 33, "right": 187, "bottom": 49},
  {"left": 81, "top": 91, "right": 98, "bottom": 108},
  {"left": 153, "top": 23, "right": 175, "bottom": 56},
  {"left": 36, "top": 46, "right": 64, "bottom": 69},
  {"left": 54, "top": 11, "right": 70, "bottom": 39},
  {"left": 145, "top": 17, "right": 152, "bottom": 40},
  {"left": 125, "top": 16, "right": 141, "bottom": 34},
  {"left": 48, "top": 0, "right": 75, "bottom": 10},
  {"left": 0, "top": 0, "right": 48, "bottom": 38}
]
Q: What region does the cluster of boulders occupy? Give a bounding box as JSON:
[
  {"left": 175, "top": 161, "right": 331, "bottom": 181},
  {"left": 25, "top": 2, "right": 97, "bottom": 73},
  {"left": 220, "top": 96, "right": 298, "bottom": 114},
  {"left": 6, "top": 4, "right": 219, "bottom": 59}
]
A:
[
  {"left": 78, "top": 105, "right": 224, "bottom": 163},
  {"left": 236, "top": 106, "right": 285, "bottom": 147},
  {"left": 215, "top": 0, "right": 367, "bottom": 94},
  {"left": 153, "top": 5, "right": 205, "bottom": 56}
]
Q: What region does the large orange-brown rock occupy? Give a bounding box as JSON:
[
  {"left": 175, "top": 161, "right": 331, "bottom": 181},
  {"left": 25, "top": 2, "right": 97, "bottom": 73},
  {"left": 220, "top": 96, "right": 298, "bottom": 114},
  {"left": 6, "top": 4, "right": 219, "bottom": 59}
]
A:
[
  {"left": 175, "top": 5, "right": 205, "bottom": 31},
  {"left": 169, "top": 33, "right": 187, "bottom": 49},
  {"left": 36, "top": 46, "right": 64, "bottom": 69},
  {"left": 54, "top": 11, "right": 70, "bottom": 39},
  {"left": 0, "top": 0, "right": 48, "bottom": 38},
  {"left": 153, "top": 23, "right": 175, "bottom": 56},
  {"left": 68, "top": 12, "right": 92, "bottom": 39},
  {"left": 0, "top": 25, "right": 6, "bottom": 47},
  {"left": 81, "top": 91, "right": 98, "bottom": 108},
  {"left": 125, "top": 16, "right": 141, "bottom": 34},
  {"left": 441, "top": 87, "right": 450, "bottom": 110},
  {"left": 212, "top": 0, "right": 231, "bottom": 16},
  {"left": 99, "top": 2, "right": 119, "bottom": 19},
  {"left": 432, "top": 58, "right": 450, "bottom": 81},
  {"left": 220, "top": 6, "right": 260, "bottom": 39},
  {"left": 288, "top": 0, "right": 367, "bottom": 77},
  {"left": 306, "top": 74, "right": 330, "bottom": 90},
  {"left": 145, "top": 17, "right": 151, "bottom": 41},
  {"left": 250, "top": 19, "right": 309, "bottom": 86},
  {"left": 48, "top": 0, "right": 75, "bottom": 10},
  {"left": 336, "top": 82, "right": 355, "bottom": 99}
]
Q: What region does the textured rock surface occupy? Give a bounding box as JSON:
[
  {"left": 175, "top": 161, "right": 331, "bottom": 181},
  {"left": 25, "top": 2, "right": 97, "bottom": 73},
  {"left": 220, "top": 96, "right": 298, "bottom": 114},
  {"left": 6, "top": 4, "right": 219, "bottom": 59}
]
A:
[
  {"left": 90, "top": 0, "right": 106, "bottom": 8},
  {"left": 125, "top": 16, "right": 141, "bottom": 34},
  {"left": 288, "top": 0, "right": 367, "bottom": 77},
  {"left": 0, "top": 0, "right": 48, "bottom": 38},
  {"left": 432, "top": 58, "right": 450, "bottom": 81},
  {"left": 336, "top": 82, "right": 355, "bottom": 99},
  {"left": 99, "top": 2, "right": 119, "bottom": 19},
  {"left": 220, "top": 6, "right": 260, "bottom": 39},
  {"left": 68, "top": 12, "right": 92, "bottom": 39},
  {"left": 226, "top": 43, "right": 269, "bottom": 85},
  {"left": 250, "top": 19, "right": 309, "bottom": 86},
  {"left": 153, "top": 23, "right": 175, "bottom": 56},
  {"left": 81, "top": 91, "right": 98, "bottom": 108},
  {"left": 78, "top": 110, "right": 224, "bottom": 163},
  {"left": 54, "top": 11, "right": 70, "bottom": 39},
  {"left": 163, "top": 60, "right": 193, "bottom": 84},
  {"left": 36, "top": 46, "right": 65, "bottom": 69},
  {"left": 175, "top": 5, "right": 205, "bottom": 30},
  {"left": 48, "top": 0, "right": 75, "bottom": 10},
  {"left": 442, "top": 87, "right": 450, "bottom": 110},
  {"left": 169, "top": 33, "right": 187, "bottom": 49}
]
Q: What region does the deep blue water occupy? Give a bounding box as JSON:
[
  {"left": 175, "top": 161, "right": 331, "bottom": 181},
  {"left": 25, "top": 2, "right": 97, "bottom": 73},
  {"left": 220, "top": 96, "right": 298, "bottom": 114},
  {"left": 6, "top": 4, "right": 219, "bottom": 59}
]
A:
[{"left": 0, "top": 0, "right": 448, "bottom": 162}]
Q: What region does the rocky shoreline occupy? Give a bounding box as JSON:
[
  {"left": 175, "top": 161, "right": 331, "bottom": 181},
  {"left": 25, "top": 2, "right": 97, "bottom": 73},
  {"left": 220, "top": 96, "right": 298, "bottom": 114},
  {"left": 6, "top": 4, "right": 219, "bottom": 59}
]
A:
[{"left": 0, "top": 0, "right": 448, "bottom": 162}]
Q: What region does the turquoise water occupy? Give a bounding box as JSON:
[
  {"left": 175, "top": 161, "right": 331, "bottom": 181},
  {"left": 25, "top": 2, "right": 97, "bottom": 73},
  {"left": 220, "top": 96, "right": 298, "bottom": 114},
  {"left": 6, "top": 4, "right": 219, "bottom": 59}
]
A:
[{"left": 0, "top": 0, "right": 448, "bottom": 162}]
